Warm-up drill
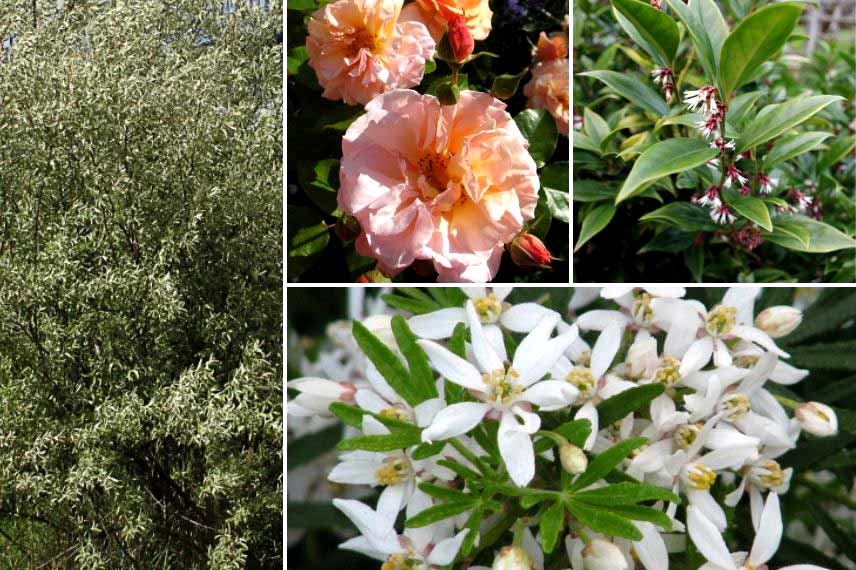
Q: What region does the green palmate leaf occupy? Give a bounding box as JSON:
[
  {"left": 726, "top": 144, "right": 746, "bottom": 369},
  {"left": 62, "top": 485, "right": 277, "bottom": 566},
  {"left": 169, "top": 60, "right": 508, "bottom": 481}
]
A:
[
  {"left": 718, "top": 3, "right": 804, "bottom": 100},
  {"left": 574, "top": 482, "right": 681, "bottom": 506},
  {"left": 572, "top": 180, "right": 616, "bottom": 202},
  {"left": 616, "top": 139, "right": 719, "bottom": 203},
  {"left": 584, "top": 108, "right": 611, "bottom": 145},
  {"left": 666, "top": 0, "right": 728, "bottom": 82},
  {"left": 736, "top": 95, "right": 844, "bottom": 153},
  {"left": 725, "top": 192, "right": 773, "bottom": 232},
  {"left": 514, "top": 109, "right": 558, "bottom": 169},
  {"left": 763, "top": 132, "right": 834, "bottom": 168},
  {"left": 571, "top": 437, "right": 648, "bottom": 491},
  {"left": 405, "top": 501, "right": 476, "bottom": 528},
  {"left": 611, "top": 0, "right": 679, "bottom": 66},
  {"left": 817, "top": 133, "right": 856, "bottom": 171},
  {"left": 418, "top": 482, "right": 474, "bottom": 502},
  {"left": 789, "top": 340, "right": 856, "bottom": 371},
  {"left": 640, "top": 202, "right": 719, "bottom": 231},
  {"left": 597, "top": 384, "right": 665, "bottom": 425},
  {"left": 540, "top": 501, "right": 565, "bottom": 554},
  {"left": 600, "top": 504, "right": 674, "bottom": 531},
  {"left": 352, "top": 321, "right": 421, "bottom": 406},
  {"left": 566, "top": 500, "right": 643, "bottom": 540},
  {"left": 574, "top": 204, "right": 616, "bottom": 252},
  {"left": 578, "top": 70, "right": 670, "bottom": 116},
  {"left": 764, "top": 217, "right": 855, "bottom": 253},
  {"left": 555, "top": 419, "right": 593, "bottom": 448},
  {"left": 338, "top": 431, "right": 422, "bottom": 452},
  {"left": 391, "top": 316, "right": 438, "bottom": 401}
]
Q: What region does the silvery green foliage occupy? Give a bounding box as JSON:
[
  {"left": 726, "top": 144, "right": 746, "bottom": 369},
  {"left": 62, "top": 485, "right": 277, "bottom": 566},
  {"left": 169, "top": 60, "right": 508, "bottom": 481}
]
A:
[{"left": 0, "top": 0, "right": 282, "bottom": 567}]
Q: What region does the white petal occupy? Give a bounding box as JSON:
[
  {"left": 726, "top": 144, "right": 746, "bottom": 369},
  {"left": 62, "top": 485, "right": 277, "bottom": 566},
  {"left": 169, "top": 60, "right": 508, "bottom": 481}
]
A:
[
  {"left": 645, "top": 287, "right": 686, "bottom": 298},
  {"left": 749, "top": 492, "right": 782, "bottom": 566},
  {"left": 466, "top": 301, "right": 503, "bottom": 373},
  {"left": 517, "top": 325, "right": 579, "bottom": 387},
  {"left": 570, "top": 288, "right": 601, "bottom": 310},
  {"left": 679, "top": 337, "right": 714, "bottom": 376},
  {"left": 689, "top": 490, "right": 727, "bottom": 532},
  {"left": 421, "top": 402, "right": 491, "bottom": 443},
  {"left": 699, "top": 446, "right": 757, "bottom": 471},
  {"left": 408, "top": 308, "right": 467, "bottom": 339},
  {"left": 428, "top": 530, "right": 469, "bottom": 565},
  {"left": 731, "top": 325, "right": 789, "bottom": 357},
  {"left": 769, "top": 361, "right": 809, "bottom": 385},
  {"left": 600, "top": 287, "right": 634, "bottom": 299},
  {"left": 576, "top": 310, "right": 630, "bottom": 331},
  {"left": 522, "top": 380, "right": 578, "bottom": 411},
  {"left": 521, "top": 526, "right": 545, "bottom": 570},
  {"left": 362, "top": 415, "right": 391, "bottom": 436},
  {"left": 333, "top": 499, "right": 400, "bottom": 554},
  {"left": 500, "top": 303, "right": 558, "bottom": 332},
  {"left": 366, "top": 362, "right": 403, "bottom": 404},
  {"left": 484, "top": 324, "right": 507, "bottom": 363},
  {"left": 338, "top": 535, "right": 389, "bottom": 561},
  {"left": 721, "top": 287, "right": 760, "bottom": 325},
  {"left": 462, "top": 287, "right": 486, "bottom": 300},
  {"left": 512, "top": 312, "right": 561, "bottom": 378},
  {"left": 687, "top": 506, "right": 737, "bottom": 570},
  {"left": 328, "top": 459, "right": 384, "bottom": 486},
  {"left": 498, "top": 411, "right": 536, "bottom": 486},
  {"left": 591, "top": 322, "right": 623, "bottom": 378},
  {"left": 575, "top": 402, "right": 599, "bottom": 451},
  {"left": 712, "top": 338, "right": 733, "bottom": 368},
  {"left": 512, "top": 406, "right": 543, "bottom": 434},
  {"left": 377, "top": 483, "right": 407, "bottom": 521},
  {"left": 493, "top": 287, "right": 513, "bottom": 301},
  {"left": 418, "top": 339, "right": 488, "bottom": 391},
  {"left": 413, "top": 398, "right": 445, "bottom": 428},
  {"left": 354, "top": 389, "right": 390, "bottom": 415},
  {"left": 635, "top": 521, "right": 669, "bottom": 570},
  {"left": 749, "top": 485, "right": 764, "bottom": 530}
]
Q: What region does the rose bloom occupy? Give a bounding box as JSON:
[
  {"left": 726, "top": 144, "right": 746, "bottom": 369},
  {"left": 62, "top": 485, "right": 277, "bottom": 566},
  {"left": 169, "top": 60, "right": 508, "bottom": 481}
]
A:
[
  {"left": 338, "top": 89, "right": 539, "bottom": 283},
  {"left": 523, "top": 59, "right": 570, "bottom": 136},
  {"left": 400, "top": 0, "right": 492, "bottom": 43},
  {"left": 306, "top": 0, "right": 435, "bottom": 105}
]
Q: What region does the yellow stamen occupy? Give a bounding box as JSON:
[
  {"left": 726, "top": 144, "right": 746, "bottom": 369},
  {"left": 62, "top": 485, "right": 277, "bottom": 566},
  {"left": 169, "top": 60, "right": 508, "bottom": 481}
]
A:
[
  {"left": 632, "top": 291, "right": 654, "bottom": 324},
  {"left": 473, "top": 294, "right": 503, "bottom": 323},
  {"left": 706, "top": 305, "right": 737, "bottom": 336},
  {"left": 375, "top": 459, "right": 408, "bottom": 486},
  {"left": 654, "top": 356, "right": 681, "bottom": 387},
  {"left": 565, "top": 367, "right": 596, "bottom": 398},
  {"left": 379, "top": 407, "right": 410, "bottom": 423},
  {"left": 722, "top": 393, "right": 751, "bottom": 418},
  {"left": 674, "top": 423, "right": 702, "bottom": 449},
  {"left": 686, "top": 464, "right": 716, "bottom": 490},
  {"left": 483, "top": 368, "right": 523, "bottom": 404}
]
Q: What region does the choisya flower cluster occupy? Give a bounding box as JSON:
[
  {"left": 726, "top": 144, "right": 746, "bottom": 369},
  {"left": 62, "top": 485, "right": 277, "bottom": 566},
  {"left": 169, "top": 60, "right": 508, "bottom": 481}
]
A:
[{"left": 288, "top": 287, "right": 837, "bottom": 570}]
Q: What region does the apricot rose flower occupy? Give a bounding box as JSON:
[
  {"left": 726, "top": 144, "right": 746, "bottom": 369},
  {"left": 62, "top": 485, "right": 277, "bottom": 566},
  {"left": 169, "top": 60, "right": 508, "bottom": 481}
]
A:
[
  {"left": 400, "top": 0, "right": 492, "bottom": 43},
  {"left": 523, "top": 59, "right": 570, "bottom": 136},
  {"left": 306, "top": 0, "right": 435, "bottom": 105},
  {"left": 338, "top": 89, "right": 539, "bottom": 283}
]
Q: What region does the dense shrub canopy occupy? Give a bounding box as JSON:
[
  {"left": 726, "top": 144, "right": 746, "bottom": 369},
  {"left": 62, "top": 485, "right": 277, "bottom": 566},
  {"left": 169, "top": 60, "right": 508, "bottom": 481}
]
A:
[{"left": 0, "top": 1, "right": 283, "bottom": 567}]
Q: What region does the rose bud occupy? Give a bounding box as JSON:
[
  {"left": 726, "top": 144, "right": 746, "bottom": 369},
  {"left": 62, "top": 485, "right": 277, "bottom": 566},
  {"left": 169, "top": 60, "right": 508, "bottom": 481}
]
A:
[
  {"left": 447, "top": 14, "right": 474, "bottom": 62},
  {"left": 509, "top": 233, "right": 552, "bottom": 269},
  {"left": 795, "top": 402, "right": 838, "bottom": 437},
  {"left": 560, "top": 443, "right": 588, "bottom": 474},
  {"left": 491, "top": 545, "right": 533, "bottom": 570},
  {"left": 536, "top": 31, "right": 568, "bottom": 62},
  {"left": 582, "top": 539, "right": 628, "bottom": 570},
  {"left": 754, "top": 306, "right": 803, "bottom": 338}
]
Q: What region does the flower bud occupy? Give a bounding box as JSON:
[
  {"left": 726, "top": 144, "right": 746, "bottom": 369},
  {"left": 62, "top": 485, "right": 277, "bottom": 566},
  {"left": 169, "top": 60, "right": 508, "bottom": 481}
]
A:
[
  {"left": 492, "top": 546, "right": 533, "bottom": 570},
  {"left": 436, "top": 79, "right": 460, "bottom": 106},
  {"left": 795, "top": 402, "right": 838, "bottom": 437},
  {"left": 559, "top": 443, "right": 587, "bottom": 474},
  {"left": 536, "top": 31, "right": 568, "bottom": 62},
  {"left": 582, "top": 539, "right": 628, "bottom": 570},
  {"left": 447, "top": 15, "right": 474, "bottom": 62},
  {"left": 509, "top": 233, "right": 552, "bottom": 269},
  {"left": 754, "top": 306, "right": 803, "bottom": 338}
]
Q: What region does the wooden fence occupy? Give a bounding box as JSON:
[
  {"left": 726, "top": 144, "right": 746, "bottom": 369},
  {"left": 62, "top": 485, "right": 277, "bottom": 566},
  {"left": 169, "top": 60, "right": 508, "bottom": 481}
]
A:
[{"left": 802, "top": 0, "right": 856, "bottom": 54}]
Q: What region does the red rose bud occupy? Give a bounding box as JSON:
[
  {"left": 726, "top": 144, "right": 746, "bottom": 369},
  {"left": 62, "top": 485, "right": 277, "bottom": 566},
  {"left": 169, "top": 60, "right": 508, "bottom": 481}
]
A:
[
  {"left": 509, "top": 233, "right": 552, "bottom": 269},
  {"left": 356, "top": 276, "right": 370, "bottom": 283},
  {"left": 447, "top": 15, "right": 474, "bottom": 62}
]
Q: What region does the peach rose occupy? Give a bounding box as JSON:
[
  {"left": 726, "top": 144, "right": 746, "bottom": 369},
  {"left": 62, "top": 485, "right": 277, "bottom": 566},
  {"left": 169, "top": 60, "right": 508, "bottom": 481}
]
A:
[
  {"left": 339, "top": 89, "right": 539, "bottom": 283},
  {"left": 400, "top": 0, "right": 492, "bottom": 43},
  {"left": 306, "top": 0, "right": 435, "bottom": 106},
  {"left": 523, "top": 59, "right": 570, "bottom": 136}
]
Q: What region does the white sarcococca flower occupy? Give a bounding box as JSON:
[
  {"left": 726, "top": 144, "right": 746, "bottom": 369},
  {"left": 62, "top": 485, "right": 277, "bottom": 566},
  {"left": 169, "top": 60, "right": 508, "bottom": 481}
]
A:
[{"left": 418, "top": 301, "right": 579, "bottom": 486}]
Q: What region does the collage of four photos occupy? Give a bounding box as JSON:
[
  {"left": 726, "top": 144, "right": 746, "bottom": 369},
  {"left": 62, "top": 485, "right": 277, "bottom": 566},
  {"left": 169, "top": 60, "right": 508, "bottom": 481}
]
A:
[{"left": 0, "top": 0, "right": 853, "bottom": 568}]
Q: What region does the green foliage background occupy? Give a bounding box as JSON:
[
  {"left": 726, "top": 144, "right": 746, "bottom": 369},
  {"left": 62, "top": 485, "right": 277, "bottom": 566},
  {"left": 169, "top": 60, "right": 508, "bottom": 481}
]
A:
[{"left": 0, "top": 1, "right": 283, "bottom": 567}]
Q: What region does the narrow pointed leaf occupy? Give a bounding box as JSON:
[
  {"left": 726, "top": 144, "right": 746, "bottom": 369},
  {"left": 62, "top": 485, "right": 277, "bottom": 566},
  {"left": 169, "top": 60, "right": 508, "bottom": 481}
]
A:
[
  {"left": 763, "top": 132, "right": 833, "bottom": 168},
  {"left": 566, "top": 500, "right": 644, "bottom": 540},
  {"left": 764, "top": 217, "right": 854, "bottom": 253},
  {"left": 612, "top": 0, "right": 679, "bottom": 66},
  {"left": 391, "top": 315, "right": 438, "bottom": 401},
  {"left": 616, "top": 138, "right": 718, "bottom": 203},
  {"left": 575, "top": 204, "right": 616, "bottom": 251},
  {"left": 353, "top": 320, "right": 420, "bottom": 406},
  {"left": 737, "top": 95, "right": 844, "bottom": 153},
  {"left": 597, "top": 384, "right": 665, "bottom": 425},
  {"left": 570, "top": 437, "right": 648, "bottom": 491},
  {"left": 578, "top": 70, "right": 670, "bottom": 116},
  {"left": 540, "top": 501, "right": 566, "bottom": 553}
]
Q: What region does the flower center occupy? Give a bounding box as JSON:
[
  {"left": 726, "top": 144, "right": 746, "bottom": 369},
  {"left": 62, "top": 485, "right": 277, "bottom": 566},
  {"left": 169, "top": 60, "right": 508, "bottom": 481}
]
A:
[
  {"left": 417, "top": 151, "right": 451, "bottom": 196},
  {"left": 736, "top": 355, "right": 759, "bottom": 369},
  {"left": 375, "top": 458, "right": 409, "bottom": 486},
  {"left": 474, "top": 294, "right": 503, "bottom": 323},
  {"left": 483, "top": 368, "right": 523, "bottom": 404},
  {"left": 381, "top": 553, "right": 422, "bottom": 570},
  {"left": 632, "top": 291, "right": 654, "bottom": 324},
  {"left": 685, "top": 463, "right": 716, "bottom": 490},
  {"left": 705, "top": 305, "right": 737, "bottom": 336},
  {"left": 565, "top": 367, "right": 596, "bottom": 399},
  {"left": 347, "top": 29, "right": 378, "bottom": 57},
  {"left": 721, "top": 393, "right": 751, "bottom": 419},
  {"left": 751, "top": 460, "right": 785, "bottom": 489},
  {"left": 674, "top": 423, "right": 701, "bottom": 449},
  {"left": 654, "top": 356, "right": 681, "bottom": 387},
  {"left": 379, "top": 407, "right": 410, "bottom": 423}
]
